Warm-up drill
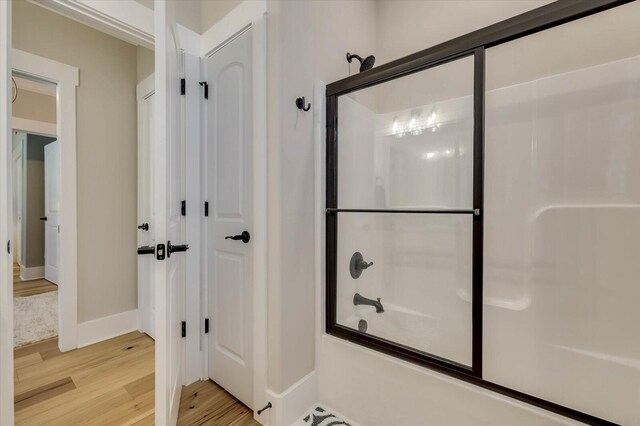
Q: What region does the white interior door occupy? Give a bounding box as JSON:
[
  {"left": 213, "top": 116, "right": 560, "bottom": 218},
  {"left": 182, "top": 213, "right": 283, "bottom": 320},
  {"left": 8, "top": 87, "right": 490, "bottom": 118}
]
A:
[
  {"left": 44, "top": 139, "right": 61, "bottom": 285},
  {"left": 207, "top": 28, "right": 254, "bottom": 409},
  {"left": 155, "top": 1, "right": 186, "bottom": 424},
  {"left": 137, "top": 75, "right": 156, "bottom": 339}
]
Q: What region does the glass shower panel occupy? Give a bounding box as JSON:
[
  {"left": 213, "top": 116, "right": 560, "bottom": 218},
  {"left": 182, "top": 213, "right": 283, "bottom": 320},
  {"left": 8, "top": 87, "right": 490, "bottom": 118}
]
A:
[
  {"left": 336, "top": 212, "right": 473, "bottom": 366},
  {"left": 484, "top": 2, "right": 640, "bottom": 424},
  {"left": 337, "top": 56, "right": 474, "bottom": 210}
]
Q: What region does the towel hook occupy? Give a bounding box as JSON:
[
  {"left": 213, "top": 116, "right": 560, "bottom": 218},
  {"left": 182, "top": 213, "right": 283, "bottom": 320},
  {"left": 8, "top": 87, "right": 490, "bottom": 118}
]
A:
[{"left": 296, "top": 96, "right": 311, "bottom": 112}]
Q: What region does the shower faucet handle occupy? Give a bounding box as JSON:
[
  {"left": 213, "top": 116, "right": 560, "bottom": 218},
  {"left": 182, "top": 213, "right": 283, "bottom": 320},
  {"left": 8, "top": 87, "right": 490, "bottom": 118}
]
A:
[
  {"left": 350, "top": 251, "right": 373, "bottom": 279},
  {"left": 357, "top": 260, "right": 373, "bottom": 270}
]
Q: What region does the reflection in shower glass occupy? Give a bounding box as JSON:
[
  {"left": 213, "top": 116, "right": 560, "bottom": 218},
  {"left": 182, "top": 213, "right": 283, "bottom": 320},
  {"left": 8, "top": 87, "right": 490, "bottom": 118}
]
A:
[{"left": 337, "top": 56, "right": 474, "bottom": 211}]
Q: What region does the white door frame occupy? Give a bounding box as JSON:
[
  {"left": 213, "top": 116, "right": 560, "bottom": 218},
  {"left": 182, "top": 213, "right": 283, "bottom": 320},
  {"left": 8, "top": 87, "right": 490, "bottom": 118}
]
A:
[
  {"left": 12, "top": 49, "right": 79, "bottom": 352},
  {"left": 12, "top": 117, "right": 57, "bottom": 138},
  {"left": 200, "top": 1, "right": 269, "bottom": 422},
  {"left": 0, "top": 3, "right": 14, "bottom": 422}
]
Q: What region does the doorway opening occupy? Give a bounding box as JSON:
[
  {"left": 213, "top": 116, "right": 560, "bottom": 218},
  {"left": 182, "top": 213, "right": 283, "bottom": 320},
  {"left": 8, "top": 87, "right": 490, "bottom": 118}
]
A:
[{"left": 11, "top": 74, "right": 60, "bottom": 348}]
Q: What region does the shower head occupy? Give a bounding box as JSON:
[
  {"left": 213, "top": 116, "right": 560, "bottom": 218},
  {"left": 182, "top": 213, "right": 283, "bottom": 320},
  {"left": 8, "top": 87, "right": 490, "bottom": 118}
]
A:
[{"left": 347, "top": 52, "right": 376, "bottom": 72}]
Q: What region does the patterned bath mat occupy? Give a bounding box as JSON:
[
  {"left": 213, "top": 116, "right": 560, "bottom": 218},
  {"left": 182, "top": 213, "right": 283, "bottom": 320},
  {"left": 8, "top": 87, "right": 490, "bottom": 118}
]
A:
[
  {"left": 14, "top": 291, "right": 58, "bottom": 347},
  {"left": 294, "top": 405, "right": 359, "bottom": 426}
]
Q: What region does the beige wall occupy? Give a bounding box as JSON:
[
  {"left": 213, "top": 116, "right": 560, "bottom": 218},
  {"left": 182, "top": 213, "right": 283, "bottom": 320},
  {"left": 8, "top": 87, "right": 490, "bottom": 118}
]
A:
[
  {"left": 13, "top": 0, "right": 139, "bottom": 322},
  {"left": 12, "top": 89, "right": 56, "bottom": 123},
  {"left": 201, "top": 0, "right": 242, "bottom": 33},
  {"left": 137, "top": 46, "right": 154, "bottom": 83}
]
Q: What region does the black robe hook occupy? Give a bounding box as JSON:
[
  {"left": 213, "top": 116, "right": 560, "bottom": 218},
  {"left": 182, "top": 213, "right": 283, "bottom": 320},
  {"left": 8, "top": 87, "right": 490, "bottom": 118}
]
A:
[{"left": 296, "top": 96, "right": 311, "bottom": 111}]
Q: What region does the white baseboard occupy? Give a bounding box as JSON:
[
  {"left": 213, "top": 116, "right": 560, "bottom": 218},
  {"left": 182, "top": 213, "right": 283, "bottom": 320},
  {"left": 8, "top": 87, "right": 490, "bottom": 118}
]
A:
[
  {"left": 20, "top": 265, "right": 45, "bottom": 281},
  {"left": 77, "top": 309, "right": 139, "bottom": 348},
  {"left": 264, "top": 371, "right": 317, "bottom": 426}
]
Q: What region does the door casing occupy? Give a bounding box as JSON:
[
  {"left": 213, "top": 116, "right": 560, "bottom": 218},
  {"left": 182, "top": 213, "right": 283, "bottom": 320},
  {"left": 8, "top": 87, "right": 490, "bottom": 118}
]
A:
[{"left": 12, "top": 51, "right": 79, "bottom": 354}]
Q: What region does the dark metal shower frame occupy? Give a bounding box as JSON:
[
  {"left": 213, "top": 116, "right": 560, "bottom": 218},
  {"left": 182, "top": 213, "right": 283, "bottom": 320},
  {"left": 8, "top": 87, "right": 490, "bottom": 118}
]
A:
[{"left": 325, "top": 1, "right": 632, "bottom": 425}]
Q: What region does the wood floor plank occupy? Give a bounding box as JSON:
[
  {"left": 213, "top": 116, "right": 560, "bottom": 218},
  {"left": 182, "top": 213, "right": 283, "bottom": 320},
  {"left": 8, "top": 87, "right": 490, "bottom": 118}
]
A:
[
  {"left": 13, "top": 352, "right": 42, "bottom": 370},
  {"left": 89, "top": 388, "right": 154, "bottom": 426},
  {"left": 130, "top": 413, "right": 155, "bottom": 425},
  {"left": 14, "top": 376, "right": 76, "bottom": 412},
  {"left": 14, "top": 278, "right": 58, "bottom": 297},
  {"left": 124, "top": 372, "right": 154, "bottom": 399},
  {"left": 26, "top": 387, "right": 134, "bottom": 426},
  {"left": 14, "top": 337, "right": 61, "bottom": 361},
  {"left": 178, "top": 380, "right": 258, "bottom": 426}
]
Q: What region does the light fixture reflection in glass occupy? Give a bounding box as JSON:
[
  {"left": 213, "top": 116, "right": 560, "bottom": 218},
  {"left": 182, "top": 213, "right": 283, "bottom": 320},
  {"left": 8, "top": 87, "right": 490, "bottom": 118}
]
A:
[
  {"left": 390, "top": 110, "right": 440, "bottom": 138},
  {"left": 422, "top": 148, "right": 458, "bottom": 161}
]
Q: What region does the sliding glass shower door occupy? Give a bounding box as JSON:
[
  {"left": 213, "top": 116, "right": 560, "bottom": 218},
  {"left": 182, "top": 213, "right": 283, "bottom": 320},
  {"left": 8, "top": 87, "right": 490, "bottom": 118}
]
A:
[{"left": 328, "top": 54, "right": 481, "bottom": 370}]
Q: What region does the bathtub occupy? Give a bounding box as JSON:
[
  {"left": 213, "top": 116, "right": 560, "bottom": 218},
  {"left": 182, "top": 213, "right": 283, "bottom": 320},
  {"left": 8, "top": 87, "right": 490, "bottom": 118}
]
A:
[{"left": 342, "top": 302, "right": 471, "bottom": 365}]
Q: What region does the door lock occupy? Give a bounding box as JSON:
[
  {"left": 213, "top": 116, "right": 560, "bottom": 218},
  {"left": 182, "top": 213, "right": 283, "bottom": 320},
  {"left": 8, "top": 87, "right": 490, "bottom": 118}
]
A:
[
  {"left": 167, "top": 241, "right": 189, "bottom": 257},
  {"left": 137, "top": 245, "right": 155, "bottom": 255},
  {"left": 40, "top": 217, "right": 47, "bottom": 221},
  {"left": 225, "top": 231, "right": 250, "bottom": 244},
  {"left": 138, "top": 223, "right": 149, "bottom": 231}
]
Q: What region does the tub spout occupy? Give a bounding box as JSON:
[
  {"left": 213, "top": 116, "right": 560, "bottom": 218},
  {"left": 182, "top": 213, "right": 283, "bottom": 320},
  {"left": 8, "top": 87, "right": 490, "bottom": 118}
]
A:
[{"left": 353, "top": 293, "right": 384, "bottom": 313}]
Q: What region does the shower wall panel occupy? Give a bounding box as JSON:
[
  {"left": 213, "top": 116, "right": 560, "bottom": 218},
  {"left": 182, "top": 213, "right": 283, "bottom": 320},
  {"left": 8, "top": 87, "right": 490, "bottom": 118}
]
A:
[{"left": 484, "top": 37, "right": 640, "bottom": 426}]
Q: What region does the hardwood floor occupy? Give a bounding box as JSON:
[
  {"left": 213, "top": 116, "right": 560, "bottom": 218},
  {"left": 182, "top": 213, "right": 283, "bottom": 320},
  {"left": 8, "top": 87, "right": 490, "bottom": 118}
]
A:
[
  {"left": 178, "top": 380, "right": 258, "bottom": 426},
  {"left": 13, "top": 263, "right": 58, "bottom": 297},
  {"left": 14, "top": 332, "right": 256, "bottom": 425},
  {"left": 14, "top": 279, "right": 58, "bottom": 297}
]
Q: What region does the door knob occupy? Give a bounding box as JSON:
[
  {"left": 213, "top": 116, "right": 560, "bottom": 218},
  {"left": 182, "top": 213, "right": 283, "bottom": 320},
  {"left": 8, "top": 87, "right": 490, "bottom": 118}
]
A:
[
  {"left": 137, "top": 245, "right": 155, "bottom": 255},
  {"left": 40, "top": 217, "right": 47, "bottom": 221},
  {"left": 167, "top": 241, "right": 189, "bottom": 257},
  {"left": 138, "top": 223, "right": 149, "bottom": 231},
  {"left": 225, "top": 231, "right": 250, "bottom": 244}
]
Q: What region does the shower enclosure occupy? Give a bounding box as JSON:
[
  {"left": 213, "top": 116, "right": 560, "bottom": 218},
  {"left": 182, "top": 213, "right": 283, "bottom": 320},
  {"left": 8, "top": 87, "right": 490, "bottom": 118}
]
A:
[{"left": 325, "top": 1, "right": 640, "bottom": 425}]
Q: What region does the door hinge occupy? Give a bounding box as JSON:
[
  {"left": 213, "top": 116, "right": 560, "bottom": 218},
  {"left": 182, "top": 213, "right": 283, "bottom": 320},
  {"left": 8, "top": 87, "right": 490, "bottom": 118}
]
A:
[
  {"left": 6, "top": 240, "right": 10, "bottom": 254},
  {"left": 204, "top": 318, "right": 209, "bottom": 334},
  {"left": 204, "top": 201, "right": 209, "bottom": 217},
  {"left": 198, "top": 81, "right": 208, "bottom": 99},
  {"left": 156, "top": 243, "right": 166, "bottom": 260},
  {"left": 180, "top": 78, "right": 186, "bottom": 95},
  {"left": 181, "top": 200, "right": 186, "bottom": 216},
  {"left": 181, "top": 321, "right": 186, "bottom": 338}
]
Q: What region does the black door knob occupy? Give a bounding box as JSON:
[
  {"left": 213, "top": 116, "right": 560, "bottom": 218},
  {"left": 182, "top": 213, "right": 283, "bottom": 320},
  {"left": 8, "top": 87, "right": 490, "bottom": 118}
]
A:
[
  {"left": 40, "top": 217, "right": 47, "bottom": 221},
  {"left": 138, "top": 223, "right": 149, "bottom": 231},
  {"left": 167, "top": 241, "right": 189, "bottom": 257},
  {"left": 137, "top": 245, "right": 155, "bottom": 255},
  {"left": 225, "top": 231, "right": 250, "bottom": 244}
]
